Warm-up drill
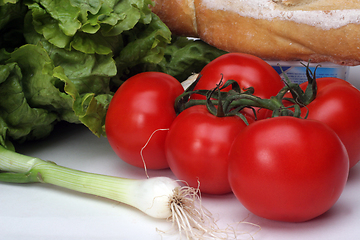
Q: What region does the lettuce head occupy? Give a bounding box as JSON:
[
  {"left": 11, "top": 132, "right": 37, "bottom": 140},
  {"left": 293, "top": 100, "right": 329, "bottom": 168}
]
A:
[{"left": 0, "top": 0, "right": 226, "bottom": 148}]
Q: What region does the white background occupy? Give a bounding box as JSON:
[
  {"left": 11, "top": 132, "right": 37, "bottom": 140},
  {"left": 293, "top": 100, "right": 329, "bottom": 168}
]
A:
[{"left": 1, "top": 66, "right": 360, "bottom": 240}]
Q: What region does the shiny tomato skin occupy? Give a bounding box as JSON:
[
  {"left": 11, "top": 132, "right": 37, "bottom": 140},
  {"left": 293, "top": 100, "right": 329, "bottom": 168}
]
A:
[
  {"left": 191, "top": 53, "right": 284, "bottom": 119},
  {"left": 165, "top": 105, "right": 249, "bottom": 194},
  {"left": 228, "top": 116, "right": 349, "bottom": 222},
  {"left": 106, "top": 72, "right": 184, "bottom": 169},
  {"left": 287, "top": 77, "right": 360, "bottom": 169}
]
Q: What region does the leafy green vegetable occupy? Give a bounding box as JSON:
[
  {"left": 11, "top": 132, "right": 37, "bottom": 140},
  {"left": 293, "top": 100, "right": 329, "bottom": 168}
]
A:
[
  {"left": 145, "top": 37, "right": 227, "bottom": 81},
  {"left": 0, "top": 0, "right": 226, "bottom": 148}
]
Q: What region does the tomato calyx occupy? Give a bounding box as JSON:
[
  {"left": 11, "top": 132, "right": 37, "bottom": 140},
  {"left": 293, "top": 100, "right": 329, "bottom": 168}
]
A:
[
  {"left": 175, "top": 74, "right": 302, "bottom": 120},
  {"left": 175, "top": 61, "right": 323, "bottom": 121},
  {"left": 281, "top": 62, "right": 319, "bottom": 107},
  {"left": 175, "top": 75, "right": 257, "bottom": 123},
  {"left": 206, "top": 77, "right": 256, "bottom": 124}
]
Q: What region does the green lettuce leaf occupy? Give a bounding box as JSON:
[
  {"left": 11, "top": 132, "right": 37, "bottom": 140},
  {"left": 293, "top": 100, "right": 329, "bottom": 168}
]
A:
[
  {"left": 0, "top": 0, "right": 226, "bottom": 148},
  {"left": 23, "top": 13, "right": 117, "bottom": 136},
  {"left": 143, "top": 37, "right": 227, "bottom": 81},
  {"left": 25, "top": 0, "right": 154, "bottom": 54},
  {"left": 0, "top": 0, "right": 27, "bottom": 51},
  {"left": 0, "top": 45, "right": 70, "bottom": 145}
]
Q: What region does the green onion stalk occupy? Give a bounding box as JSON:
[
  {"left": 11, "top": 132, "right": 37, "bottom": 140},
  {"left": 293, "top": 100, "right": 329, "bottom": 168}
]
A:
[{"left": 0, "top": 145, "right": 242, "bottom": 239}]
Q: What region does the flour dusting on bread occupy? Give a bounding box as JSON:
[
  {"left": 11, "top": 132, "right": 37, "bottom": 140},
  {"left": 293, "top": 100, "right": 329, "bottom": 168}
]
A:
[
  {"left": 272, "top": 0, "right": 317, "bottom": 7},
  {"left": 202, "top": 0, "right": 360, "bottom": 30}
]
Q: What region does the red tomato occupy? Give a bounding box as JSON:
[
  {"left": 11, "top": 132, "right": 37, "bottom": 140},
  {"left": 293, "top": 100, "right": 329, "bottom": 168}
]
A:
[
  {"left": 286, "top": 77, "right": 360, "bottom": 169},
  {"left": 191, "top": 53, "right": 284, "bottom": 119},
  {"left": 228, "top": 116, "right": 349, "bottom": 222},
  {"left": 165, "top": 105, "right": 251, "bottom": 194},
  {"left": 106, "top": 72, "right": 184, "bottom": 169}
]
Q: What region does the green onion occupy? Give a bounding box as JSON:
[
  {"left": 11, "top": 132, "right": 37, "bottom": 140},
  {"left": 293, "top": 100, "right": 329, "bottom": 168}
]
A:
[{"left": 0, "top": 145, "right": 235, "bottom": 239}]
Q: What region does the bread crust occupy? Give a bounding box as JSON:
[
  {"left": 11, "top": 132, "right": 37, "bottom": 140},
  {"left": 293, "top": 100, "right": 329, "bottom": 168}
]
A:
[
  {"left": 150, "top": 0, "right": 197, "bottom": 37},
  {"left": 151, "top": 0, "right": 360, "bottom": 65}
]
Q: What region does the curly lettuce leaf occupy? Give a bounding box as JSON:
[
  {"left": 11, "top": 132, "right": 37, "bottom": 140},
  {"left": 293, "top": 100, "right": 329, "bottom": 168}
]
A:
[
  {"left": 0, "top": 42, "right": 116, "bottom": 143},
  {"left": 23, "top": 13, "right": 117, "bottom": 137},
  {"left": 117, "top": 36, "right": 227, "bottom": 83},
  {"left": 25, "top": 0, "right": 154, "bottom": 54},
  {"left": 113, "top": 13, "right": 171, "bottom": 83},
  {"left": 0, "top": 0, "right": 19, "bottom": 7},
  {"left": 0, "top": 0, "right": 227, "bottom": 148},
  {"left": 0, "top": 46, "right": 70, "bottom": 145},
  {"left": 143, "top": 37, "right": 227, "bottom": 81},
  {"left": 53, "top": 64, "right": 113, "bottom": 137},
  {"left": 1, "top": 0, "right": 22, "bottom": 29},
  {"left": 0, "top": 1, "right": 27, "bottom": 51}
]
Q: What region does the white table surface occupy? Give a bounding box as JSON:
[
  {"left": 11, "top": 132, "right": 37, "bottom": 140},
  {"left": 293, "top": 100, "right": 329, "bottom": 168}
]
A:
[{"left": 1, "top": 66, "right": 360, "bottom": 240}]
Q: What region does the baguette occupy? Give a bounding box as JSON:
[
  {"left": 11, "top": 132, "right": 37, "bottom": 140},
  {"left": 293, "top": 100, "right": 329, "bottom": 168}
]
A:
[{"left": 151, "top": 0, "right": 360, "bottom": 66}]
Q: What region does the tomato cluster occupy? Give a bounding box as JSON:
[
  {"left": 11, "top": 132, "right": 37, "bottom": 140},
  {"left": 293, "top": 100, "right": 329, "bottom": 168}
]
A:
[{"left": 106, "top": 53, "right": 360, "bottom": 222}]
